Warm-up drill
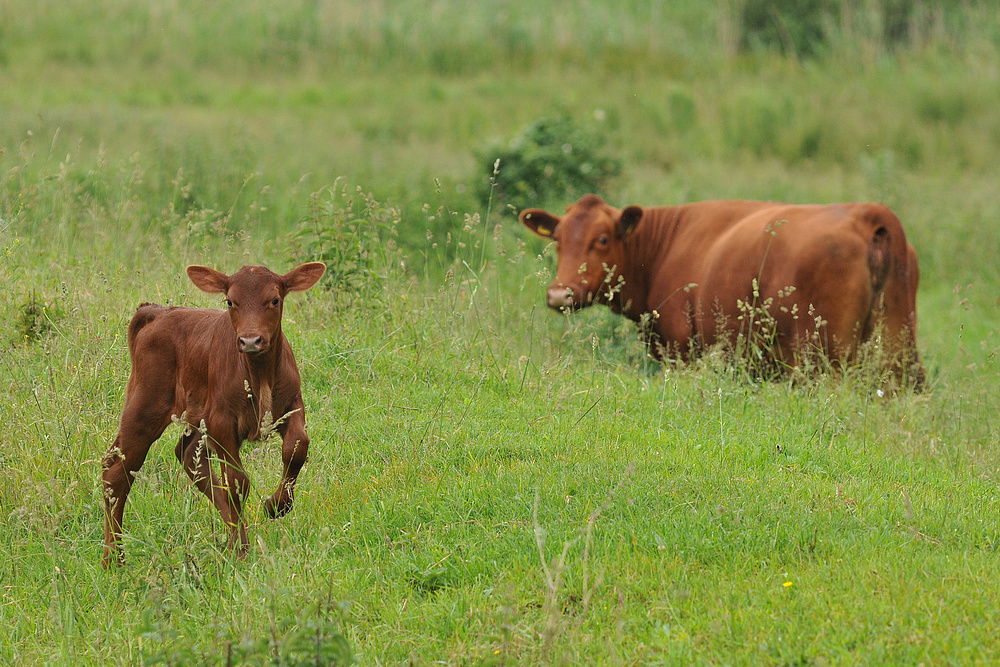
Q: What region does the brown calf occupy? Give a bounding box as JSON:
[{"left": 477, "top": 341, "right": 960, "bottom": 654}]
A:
[
  {"left": 521, "top": 194, "right": 923, "bottom": 384},
  {"left": 101, "top": 262, "right": 326, "bottom": 566}
]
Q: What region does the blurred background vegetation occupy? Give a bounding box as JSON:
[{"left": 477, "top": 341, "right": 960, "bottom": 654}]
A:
[
  {"left": 4, "top": 2, "right": 1000, "bottom": 663},
  {"left": 2, "top": 0, "right": 997, "bottom": 239},
  {"left": 4, "top": 0, "right": 997, "bottom": 359}
]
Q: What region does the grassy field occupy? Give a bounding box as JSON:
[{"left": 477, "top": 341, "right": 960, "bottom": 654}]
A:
[{"left": 3, "top": 1, "right": 1000, "bottom": 664}]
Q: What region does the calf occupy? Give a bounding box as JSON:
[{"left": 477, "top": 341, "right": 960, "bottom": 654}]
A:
[
  {"left": 521, "top": 194, "right": 923, "bottom": 384},
  {"left": 101, "top": 262, "right": 326, "bottom": 566}
]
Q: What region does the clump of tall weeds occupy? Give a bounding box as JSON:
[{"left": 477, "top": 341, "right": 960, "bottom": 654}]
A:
[
  {"left": 142, "top": 594, "right": 355, "bottom": 666},
  {"left": 292, "top": 181, "right": 402, "bottom": 311},
  {"left": 532, "top": 463, "right": 634, "bottom": 658},
  {"left": 14, "top": 292, "right": 63, "bottom": 343}
]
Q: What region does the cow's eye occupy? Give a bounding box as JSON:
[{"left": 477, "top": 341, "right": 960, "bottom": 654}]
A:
[
  {"left": 225, "top": 299, "right": 234, "bottom": 309},
  {"left": 271, "top": 298, "right": 280, "bottom": 307},
  {"left": 597, "top": 236, "right": 609, "bottom": 246}
]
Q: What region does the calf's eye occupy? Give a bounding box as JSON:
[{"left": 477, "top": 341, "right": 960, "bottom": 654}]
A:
[
  {"left": 225, "top": 299, "right": 233, "bottom": 308},
  {"left": 271, "top": 298, "right": 280, "bottom": 306},
  {"left": 598, "top": 236, "right": 609, "bottom": 246}
]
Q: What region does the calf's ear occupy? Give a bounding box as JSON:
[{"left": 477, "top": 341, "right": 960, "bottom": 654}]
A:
[
  {"left": 618, "top": 206, "right": 643, "bottom": 238},
  {"left": 520, "top": 209, "right": 560, "bottom": 238},
  {"left": 283, "top": 262, "right": 327, "bottom": 292},
  {"left": 186, "top": 265, "right": 230, "bottom": 293}
]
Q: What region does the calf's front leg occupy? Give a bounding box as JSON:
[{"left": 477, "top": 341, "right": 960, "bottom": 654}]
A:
[
  {"left": 220, "top": 452, "right": 251, "bottom": 554},
  {"left": 205, "top": 427, "right": 251, "bottom": 556},
  {"left": 263, "top": 410, "right": 310, "bottom": 519},
  {"left": 177, "top": 430, "right": 237, "bottom": 528}
]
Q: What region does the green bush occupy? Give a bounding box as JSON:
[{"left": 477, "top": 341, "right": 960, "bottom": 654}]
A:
[{"left": 475, "top": 115, "right": 620, "bottom": 217}]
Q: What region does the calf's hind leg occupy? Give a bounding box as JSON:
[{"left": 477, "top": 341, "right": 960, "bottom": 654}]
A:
[{"left": 101, "top": 388, "right": 173, "bottom": 567}]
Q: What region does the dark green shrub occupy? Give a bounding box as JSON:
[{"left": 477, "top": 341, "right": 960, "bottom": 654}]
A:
[
  {"left": 143, "top": 597, "right": 355, "bottom": 666},
  {"left": 738, "top": 0, "right": 959, "bottom": 58},
  {"left": 475, "top": 115, "right": 620, "bottom": 217},
  {"left": 740, "top": 0, "right": 836, "bottom": 58}
]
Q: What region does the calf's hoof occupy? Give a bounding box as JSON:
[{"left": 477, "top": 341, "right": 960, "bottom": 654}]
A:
[
  {"left": 262, "top": 495, "right": 293, "bottom": 519},
  {"left": 102, "top": 547, "right": 124, "bottom": 569}
]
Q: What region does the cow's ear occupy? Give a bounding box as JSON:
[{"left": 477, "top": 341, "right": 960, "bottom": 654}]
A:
[
  {"left": 282, "top": 262, "right": 327, "bottom": 292},
  {"left": 186, "top": 265, "right": 230, "bottom": 294},
  {"left": 520, "top": 209, "right": 560, "bottom": 239},
  {"left": 618, "top": 206, "right": 643, "bottom": 238}
]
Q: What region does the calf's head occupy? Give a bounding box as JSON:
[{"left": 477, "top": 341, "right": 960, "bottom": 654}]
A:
[
  {"left": 520, "top": 194, "right": 643, "bottom": 310},
  {"left": 187, "top": 262, "right": 326, "bottom": 355}
]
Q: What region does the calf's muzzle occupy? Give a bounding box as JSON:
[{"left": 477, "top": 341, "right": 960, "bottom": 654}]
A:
[{"left": 238, "top": 334, "right": 267, "bottom": 354}]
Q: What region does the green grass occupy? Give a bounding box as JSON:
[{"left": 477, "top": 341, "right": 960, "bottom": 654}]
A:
[{"left": 3, "top": 1, "right": 1000, "bottom": 664}]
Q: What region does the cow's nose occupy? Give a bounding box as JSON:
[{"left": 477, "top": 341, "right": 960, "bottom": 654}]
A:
[
  {"left": 238, "top": 335, "right": 266, "bottom": 354},
  {"left": 547, "top": 287, "right": 573, "bottom": 309}
]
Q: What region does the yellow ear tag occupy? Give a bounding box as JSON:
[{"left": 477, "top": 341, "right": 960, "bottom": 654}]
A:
[{"left": 537, "top": 226, "right": 552, "bottom": 237}]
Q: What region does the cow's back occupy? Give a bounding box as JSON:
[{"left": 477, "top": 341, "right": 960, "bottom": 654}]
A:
[
  {"left": 637, "top": 201, "right": 913, "bottom": 359},
  {"left": 633, "top": 201, "right": 778, "bottom": 351}
]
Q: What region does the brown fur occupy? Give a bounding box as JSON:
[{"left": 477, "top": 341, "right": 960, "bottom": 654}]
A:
[
  {"left": 101, "top": 262, "right": 326, "bottom": 566},
  {"left": 521, "top": 195, "right": 923, "bottom": 384}
]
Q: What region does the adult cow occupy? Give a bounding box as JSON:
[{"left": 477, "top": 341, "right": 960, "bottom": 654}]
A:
[
  {"left": 101, "top": 262, "right": 326, "bottom": 566},
  {"left": 520, "top": 194, "right": 923, "bottom": 384}
]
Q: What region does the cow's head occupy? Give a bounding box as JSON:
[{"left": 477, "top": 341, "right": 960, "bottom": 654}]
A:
[
  {"left": 520, "top": 194, "right": 643, "bottom": 310},
  {"left": 187, "top": 262, "right": 326, "bottom": 355}
]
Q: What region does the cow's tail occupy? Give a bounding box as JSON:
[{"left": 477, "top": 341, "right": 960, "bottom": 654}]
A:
[
  {"left": 866, "top": 225, "right": 892, "bottom": 296},
  {"left": 126, "top": 303, "right": 161, "bottom": 357},
  {"left": 863, "top": 204, "right": 924, "bottom": 387}
]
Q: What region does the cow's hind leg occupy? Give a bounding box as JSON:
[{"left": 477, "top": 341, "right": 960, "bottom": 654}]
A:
[
  {"left": 102, "top": 391, "right": 173, "bottom": 567},
  {"left": 878, "top": 244, "right": 924, "bottom": 388},
  {"left": 263, "top": 412, "right": 309, "bottom": 519}
]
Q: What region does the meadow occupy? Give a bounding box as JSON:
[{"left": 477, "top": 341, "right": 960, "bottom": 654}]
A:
[{"left": 3, "top": 1, "right": 1000, "bottom": 664}]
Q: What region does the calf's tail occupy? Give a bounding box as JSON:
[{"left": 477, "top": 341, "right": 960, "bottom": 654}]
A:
[{"left": 127, "top": 303, "right": 160, "bottom": 356}]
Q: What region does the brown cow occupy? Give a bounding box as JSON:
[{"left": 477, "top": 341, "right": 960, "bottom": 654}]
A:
[
  {"left": 520, "top": 194, "right": 923, "bottom": 384},
  {"left": 101, "top": 262, "right": 326, "bottom": 566}
]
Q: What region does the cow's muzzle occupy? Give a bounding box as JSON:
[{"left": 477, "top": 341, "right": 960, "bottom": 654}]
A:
[
  {"left": 238, "top": 335, "right": 268, "bottom": 354},
  {"left": 547, "top": 287, "right": 577, "bottom": 310}
]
